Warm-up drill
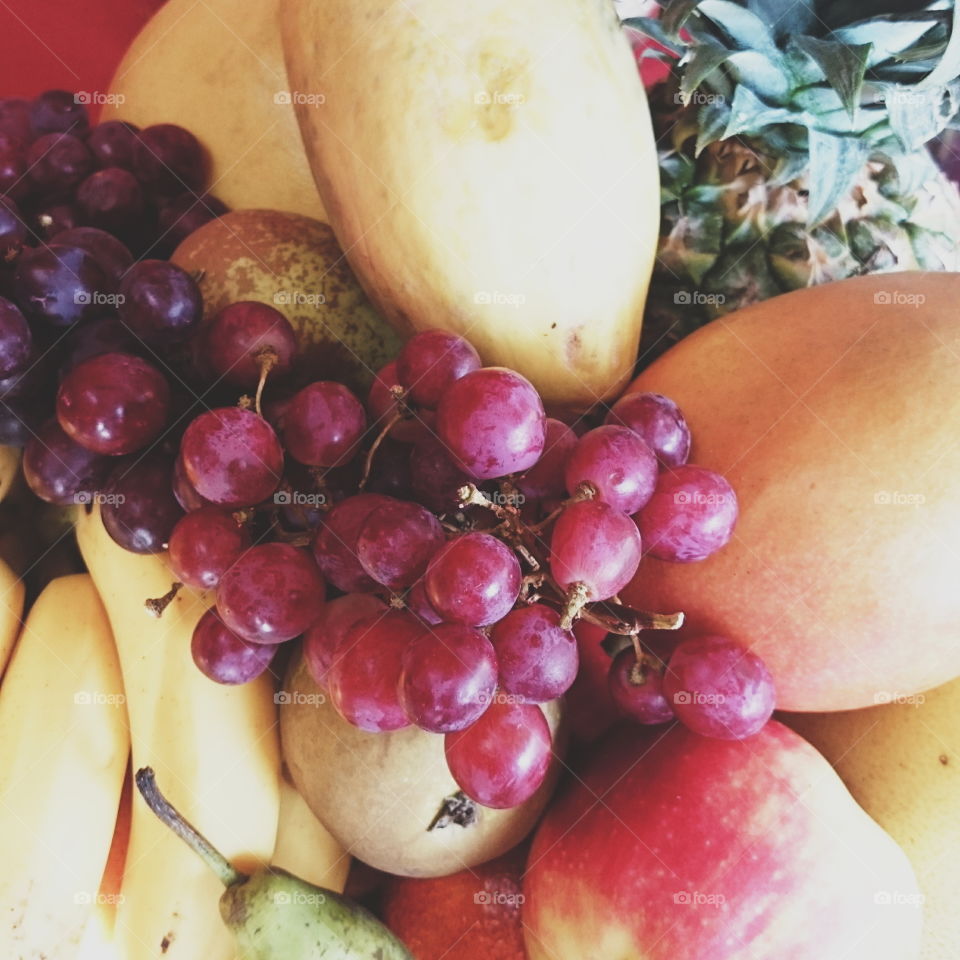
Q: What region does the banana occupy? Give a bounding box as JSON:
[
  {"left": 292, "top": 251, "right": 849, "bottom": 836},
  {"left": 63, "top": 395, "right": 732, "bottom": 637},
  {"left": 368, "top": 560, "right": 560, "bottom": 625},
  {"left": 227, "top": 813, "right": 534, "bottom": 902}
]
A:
[
  {"left": 0, "top": 574, "right": 129, "bottom": 960},
  {"left": 75, "top": 505, "right": 281, "bottom": 960},
  {"left": 273, "top": 777, "right": 351, "bottom": 893},
  {"left": 0, "top": 445, "right": 20, "bottom": 505},
  {"left": 0, "top": 552, "right": 24, "bottom": 677}
]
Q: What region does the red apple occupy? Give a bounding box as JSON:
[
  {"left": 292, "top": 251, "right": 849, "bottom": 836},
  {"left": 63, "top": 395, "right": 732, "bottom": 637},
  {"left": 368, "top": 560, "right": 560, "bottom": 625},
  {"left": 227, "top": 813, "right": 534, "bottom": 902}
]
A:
[
  {"left": 524, "top": 722, "right": 921, "bottom": 960},
  {"left": 381, "top": 847, "right": 526, "bottom": 960}
]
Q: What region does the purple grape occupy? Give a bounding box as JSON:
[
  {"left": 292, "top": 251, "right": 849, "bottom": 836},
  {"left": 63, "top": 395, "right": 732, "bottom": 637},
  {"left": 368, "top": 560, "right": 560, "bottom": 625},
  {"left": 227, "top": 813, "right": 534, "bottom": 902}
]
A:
[
  {"left": 281, "top": 381, "right": 366, "bottom": 468},
  {"left": 61, "top": 315, "right": 139, "bottom": 373},
  {"left": 409, "top": 437, "right": 471, "bottom": 513},
  {"left": 663, "top": 635, "right": 776, "bottom": 740},
  {"left": 355, "top": 498, "right": 446, "bottom": 590},
  {"left": 606, "top": 392, "right": 691, "bottom": 468},
  {"left": 22, "top": 417, "right": 109, "bottom": 505},
  {"left": 565, "top": 425, "right": 658, "bottom": 515},
  {"left": 133, "top": 124, "right": 206, "bottom": 196},
  {"left": 202, "top": 300, "right": 297, "bottom": 387},
  {"left": 51, "top": 227, "right": 133, "bottom": 286},
  {"left": 192, "top": 607, "right": 276, "bottom": 685},
  {"left": 100, "top": 454, "right": 184, "bottom": 554},
  {"left": 0, "top": 141, "right": 27, "bottom": 202},
  {"left": 13, "top": 243, "right": 109, "bottom": 327},
  {"left": 168, "top": 506, "right": 251, "bottom": 590},
  {"left": 76, "top": 167, "right": 144, "bottom": 237},
  {"left": 0, "top": 297, "right": 31, "bottom": 377},
  {"left": 406, "top": 578, "right": 442, "bottom": 625},
  {"left": 608, "top": 649, "right": 675, "bottom": 724},
  {"left": 0, "top": 196, "right": 26, "bottom": 261},
  {"left": 117, "top": 259, "right": 202, "bottom": 343},
  {"left": 26, "top": 132, "right": 93, "bottom": 197},
  {"left": 28, "top": 202, "right": 82, "bottom": 242},
  {"left": 172, "top": 453, "right": 210, "bottom": 511},
  {"left": 30, "top": 90, "right": 89, "bottom": 137},
  {"left": 515, "top": 418, "right": 578, "bottom": 503},
  {"left": 396, "top": 328, "right": 481, "bottom": 408},
  {"left": 490, "top": 604, "right": 578, "bottom": 703},
  {"left": 86, "top": 120, "right": 139, "bottom": 170},
  {"left": 156, "top": 192, "right": 227, "bottom": 253},
  {"left": 636, "top": 465, "right": 738, "bottom": 562},
  {"left": 0, "top": 400, "right": 36, "bottom": 446},
  {"left": 311, "top": 493, "right": 393, "bottom": 593},
  {"left": 303, "top": 593, "right": 386, "bottom": 687}
]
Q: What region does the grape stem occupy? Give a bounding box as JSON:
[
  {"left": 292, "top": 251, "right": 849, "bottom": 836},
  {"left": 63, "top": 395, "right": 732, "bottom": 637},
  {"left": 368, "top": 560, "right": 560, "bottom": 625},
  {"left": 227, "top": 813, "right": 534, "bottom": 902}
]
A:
[
  {"left": 559, "top": 581, "right": 591, "bottom": 630},
  {"left": 358, "top": 409, "right": 404, "bottom": 491},
  {"left": 529, "top": 481, "right": 596, "bottom": 533},
  {"left": 144, "top": 582, "right": 183, "bottom": 619},
  {"left": 579, "top": 600, "right": 684, "bottom": 636},
  {"left": 253, "top": 345, "right": 278, "bottom": 416}
]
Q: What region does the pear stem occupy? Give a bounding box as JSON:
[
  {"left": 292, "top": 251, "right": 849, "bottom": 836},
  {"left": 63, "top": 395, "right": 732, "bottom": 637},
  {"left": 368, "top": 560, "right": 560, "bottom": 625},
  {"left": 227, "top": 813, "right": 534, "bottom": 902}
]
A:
[{"left": 134, "top": 767, "right": 246, "bottom": 889}]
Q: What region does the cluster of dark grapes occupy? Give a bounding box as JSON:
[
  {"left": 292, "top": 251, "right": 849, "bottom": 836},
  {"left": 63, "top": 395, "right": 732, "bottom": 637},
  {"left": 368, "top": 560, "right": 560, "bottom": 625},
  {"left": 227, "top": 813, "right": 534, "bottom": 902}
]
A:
[{"left": 0, "top": 89, "right": 225, "bottom": 443}]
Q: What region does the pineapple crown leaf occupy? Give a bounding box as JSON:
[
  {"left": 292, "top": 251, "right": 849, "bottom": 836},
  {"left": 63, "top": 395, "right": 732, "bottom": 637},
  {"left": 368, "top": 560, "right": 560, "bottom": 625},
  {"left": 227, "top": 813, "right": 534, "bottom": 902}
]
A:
[
  {"left": 791, "top": 36, "right": 871, "bottom": 120},
  {"left": 806, "top": 128, "right": 869, "bottom": 225}
]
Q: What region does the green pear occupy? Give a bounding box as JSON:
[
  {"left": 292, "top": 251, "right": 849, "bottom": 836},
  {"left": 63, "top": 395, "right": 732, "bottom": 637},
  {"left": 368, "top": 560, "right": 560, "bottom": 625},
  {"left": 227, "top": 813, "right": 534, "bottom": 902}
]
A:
[{"left": 135, "top": 768, "right": 412, "bottom": 960}]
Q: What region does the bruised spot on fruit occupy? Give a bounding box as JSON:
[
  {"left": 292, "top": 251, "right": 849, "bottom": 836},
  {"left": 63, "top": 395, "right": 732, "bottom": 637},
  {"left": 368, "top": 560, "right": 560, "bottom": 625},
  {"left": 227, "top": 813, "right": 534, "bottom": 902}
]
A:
[
  {"left": 565, "top": 327, "right": 583, "bottom": 366},
  {"left": 940, "top": 754, "right": 949, "bottom": 765},
  {"left": 471, "top": 47, "right": 530, "bottom": 142}
]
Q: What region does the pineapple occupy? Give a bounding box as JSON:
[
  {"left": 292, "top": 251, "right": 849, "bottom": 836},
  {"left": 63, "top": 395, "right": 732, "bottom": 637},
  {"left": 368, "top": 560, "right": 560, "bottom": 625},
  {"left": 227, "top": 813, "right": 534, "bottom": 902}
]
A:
[{"left": 626, "top": 0, "right": 960, "bottom": 358}]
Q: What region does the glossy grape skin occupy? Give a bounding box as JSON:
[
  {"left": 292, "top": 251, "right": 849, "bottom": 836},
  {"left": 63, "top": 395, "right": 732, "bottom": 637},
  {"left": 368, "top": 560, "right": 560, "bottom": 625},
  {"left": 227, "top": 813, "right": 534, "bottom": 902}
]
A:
[
  {"left": 100, "top": 455, "right": 184, "bottom": 554},
  {"left": 444, "top": 701, "right": 552, "bottom": 809},
  {"left": 172, "top": 454, "right": 210, "bottom": 511},
  {"left": 168, "top": 506, "right": 251, "bottom": 590},
  {"left": 14, "top": 244, "right": 108, "bottom": 327},
  {"left": 436, "top": 368, "right": 546, "bottom": 480},
  {"left": 30, "top": 90, "right": 89, "bottom": 137},
  {"left": 409, "top": 438, "right": 471, "bottom": 514},
  {"left": 117, "top": 259, "right": 202, "bottom": 343},
  {"left": 23, "top": 417, "right": 109, "bottom": 505},
  {"left": 0, "top": 297, "right": 31, "bottom": 377},
  {"left": 399, "top": 623, "right": 498, "bottom": 733},
  {"left": 26, "top": 132, "right": 93, "bottom": 197},
  {"left": 565, "top": 425, "right": 658, "bottom": 515},
  {"left": 303, "top": 593, "right": 386, "bottom": 687},
  {"left": 515, "top": 418, "right": 577, "bottom": 502},
  {"left": 396, "top": 329, "right": 481, "bottom": 408},
  {"left": 406, "top": 578, "right": 442, "bottom": 625},
  {"left": 425, "top": 532, "right": 522, "bottom": 627},
  {"left": 133, "top": 124, "right": 206, "bottom": 195},
  {"left": 60, "top": 315, "right": 139, "bottom": 374},
  {"left": 663, "top": 635, "right": 775, "bottom": 740},
  {"left": 52, "top": 227, "right": 133, "bottom": 286},
  {"left": 155, "top": 192, "right": 228, "bottom": 253},
  {"left": 203, "top": 301, "right": 297, "bottom": 387},
  {"left": 327, "top": 611, "right": 421, "bottom": 732},
  {"left": 282, "top": 381, "right": 366, "bottom": 468},
  {"left": 180, "top": 407, "right": 283, "bottom": 508},
  {"left": 549, "top": 500, "right": 642, "bottom": 600},
  {"left": 217, "top": 542, "right": 325, "bottom": 644},
  {"left": 356, "top": 498, "right": 445, "bottom": 590},
  {"left": 191, "top": 607, "right": 276, "bottom": 685},
  {"left": 76, "top": 167, "right": 144, "bottom": 237},
  {"left": 606, "top": 392, "right": 691, "bottom": 468},
  {"left": 635, "top": 465, "right": 738, "bottom": 563},
  {"left": 0, "top": 141, "right": 27, "bottom": 203},
  {"left": 57, "top": 353, "right": 171, "bottom": 456},
  {"left": 29, "top": 202, "right": 82, "bottom": 242},
  {"left": 0, "top": 197, "right": 26, "bottom": 261},
  {"left": 608, "top": 649, "right": 675, "bottom": 725},
  {"left": 86, "top": 120, "right": 139, "bottom": 170},
  {"left": 310, "top": 493, "right": 392, "bottom": 593},
  {"left": 490, "top": 605, "right": 578, "bottom": 703}
]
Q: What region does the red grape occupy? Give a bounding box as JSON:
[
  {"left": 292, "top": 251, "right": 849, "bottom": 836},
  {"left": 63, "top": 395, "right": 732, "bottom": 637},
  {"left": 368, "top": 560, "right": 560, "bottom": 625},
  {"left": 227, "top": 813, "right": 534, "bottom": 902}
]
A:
[
  {"left": 606, "top": 391, "right": 691, "bottom": 468},
  {"left": 425, "top": 532, "right": 521, "bottom": 626},
  {"left": 310, "top": 493, "right": 392, "bottom": 593},
  {"left": 191, "top": 607, "right": 276, "bottom": 685},
  {"left": 14, "top": 243, "right": 108, "bottom": 327},
  {"left": 180, "top": 407, "right": 283, "bottom": 507},
  {"left": 409, "top": 437, "right": 471, "bottom": 513},
  {"left": 133, "top": 123, "right": 206, "bottom": 196},
  {"left": 550, "top": 500, "right": 642, "bottom": 602},
  {"left": 663, "top": 635, "right": 775, "bottom": 740},
  {"left": 76, "top": 167, "right": 144, "bottom": 237},
  {"left": 356, "top": 498, "right": 445, "bottom": 590},
  {"left": 444, "top": 701, "right": 552, "bottom": 809},
  {"left": 100, "top": 455, "right": 184, "bottom": 554},
  {"left": 217, "top": 542, "right": 325, "bottom": 644},
  {"left": 565, "top": 425, "right": 658, "bottom": 515},
  {"left": 396, "top": 328, "right": 481, "bottom": 408},
  {"left": 636, "top": 465, "right": 738, "bottom": 562},
  {"left": 118, "top": 259, "right": 202, "bottom": 343},
  {"left": 0, "top": 297, "right": 31, "bottom": 378},
  {"left": 168, "top": 506, "right": 251, "bottom": 590},
  {"left": 86, "top": 120, "right": 139, "bottom": 170},
  {"left": 608, "top": 649, "right": 674, "bottom": 724},
  {"left": 156, "top": 192, "right": 228, "bottom": 253},
  {"left": 0, "top": 141, "right": 27, "bottom": 203},
  {"left": 23, "top": 417, "right": 109, "bottom": 505},
  {"left": 490, "top": 605, "right": 578, "bottom": 703},
  {"left": 327, "top": 610, "right": 421, "bottom": 731},
  {"left": 406, "top": 578, "right": 442, "bottom": 625},
  {"left": 202, "top": 300, "right": 297, "bottom": 387},
  {"left": 52, "top": 227, "right": 133, "bottom": 286},
  {"left": 29, "top": 202, "right": 81, "bottom": 242},
  {"left": 515, "top": 418, "right": 577, "bottom": 502},
  {"left": 172, "top": 453, "right": 210, "bottom": 511},
  {"left": 303, "top": 593, "right": 386, "bottom": 687},
  {"left": 26, "top": 132, "right": 93, "bottom": 197},
  {"left": 367, "top": 360, "right": 424, "bottom": 444},
  {"left": 60, "top": 315, "right": 140, "bottom": 373},
  {"left": 281, "top": 381, "right": 366, "bottom": 468},
  {"left": 436, "top": 367, "right": 546, "bottom": 480},
  {"left": 57, "top": 352, "right": 171, "bottom": 456},
  {"left": 399, "top": 622, "right": 498, "bottom": 732},
  {"left": 30, "top": 90, "right": 89, "bottom": 137}
]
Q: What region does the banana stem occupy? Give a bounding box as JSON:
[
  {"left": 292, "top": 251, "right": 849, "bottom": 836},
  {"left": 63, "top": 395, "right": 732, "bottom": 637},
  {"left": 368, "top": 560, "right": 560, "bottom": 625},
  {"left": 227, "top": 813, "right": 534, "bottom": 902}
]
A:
[{"left": 134, "top": 767, "right": 246, "bottom": 889}]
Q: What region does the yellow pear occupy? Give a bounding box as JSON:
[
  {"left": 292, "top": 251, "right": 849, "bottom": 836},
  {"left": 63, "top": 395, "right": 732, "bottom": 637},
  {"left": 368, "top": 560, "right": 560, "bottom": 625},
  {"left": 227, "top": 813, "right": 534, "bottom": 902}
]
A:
[{"left": 784, "top": 678, "right": 960, "bottom": 960}]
